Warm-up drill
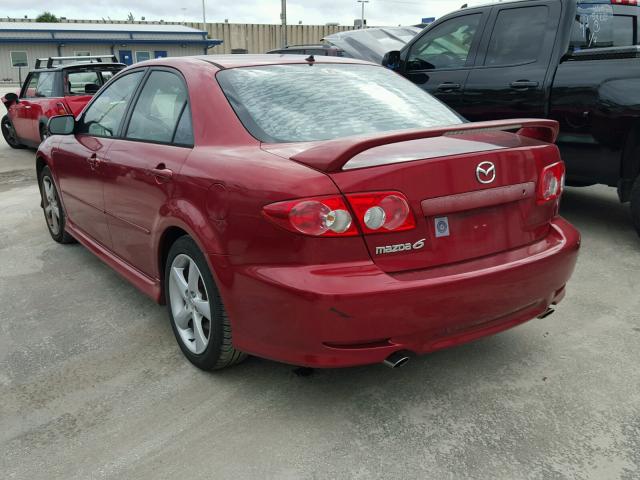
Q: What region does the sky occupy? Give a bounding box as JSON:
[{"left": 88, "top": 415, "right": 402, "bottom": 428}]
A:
[{"left": 3, "top": 0, "right": 467, "bottom": 27}]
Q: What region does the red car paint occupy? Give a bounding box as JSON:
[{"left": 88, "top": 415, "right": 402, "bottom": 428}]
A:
[{"left": 37, "top": 55, "right": 580, "bottom": 368}]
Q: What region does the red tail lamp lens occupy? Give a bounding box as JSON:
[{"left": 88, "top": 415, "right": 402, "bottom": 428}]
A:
[
  {"left": 346, "top": 191, "right": 415, "bottom": 234},
  {"left": 263, "top": 195, "right": 357, "bottom": 236},
  {"left": 538, "top": 162, "right": 565, "bottom": 203}
]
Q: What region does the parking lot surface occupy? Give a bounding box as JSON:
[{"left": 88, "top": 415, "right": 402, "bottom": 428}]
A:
[{"left": 0, "top": 135, "right": 639, "bottom": 479}]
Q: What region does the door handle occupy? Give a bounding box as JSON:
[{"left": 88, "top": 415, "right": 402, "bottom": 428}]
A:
[
  {"left": 23, "top": 105, "right": 31, "bottom": 109},
  {"left": 87, "top": 153, "right": 100, "bottom": 170},
  {"left": 437, "top": 82, "right": 462, "bottom": 91},
  {"left": 151, "top": 164, "right": 173, "bottom": 183},
  {"left": 510, "top": 80, "right": 539, "bottom": 89}
]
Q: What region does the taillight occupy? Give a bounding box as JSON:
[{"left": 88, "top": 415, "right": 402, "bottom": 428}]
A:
[
  {"left": 262, "top": 195, "right": 357, "bottom": 237},
  {"left": 55, "top": 102, "right": 69, "bottom": 115},
  {"left": 611, "top": 0, "right": 637, "bottom": 5},
  {"left": 345, "top": 191, "right": 415, "bottom": 234},
  {"left": 262, "top": 191, "right": 416, "bottom": 237},
  {"left": 537, "top": 162, "right": 565, "bottom": 203}
]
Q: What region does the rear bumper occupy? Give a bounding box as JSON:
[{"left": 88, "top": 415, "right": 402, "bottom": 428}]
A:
[{"left": 218, "top": 217, "right": 580, "bottom": 368}]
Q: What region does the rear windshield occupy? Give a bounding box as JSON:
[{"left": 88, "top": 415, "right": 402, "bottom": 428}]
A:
[
  {"left": 217, "top": 63, "right": 462, "bottom": 143},
  {"left": 571, "top": 1, "right": 640, "bottom": 50}
]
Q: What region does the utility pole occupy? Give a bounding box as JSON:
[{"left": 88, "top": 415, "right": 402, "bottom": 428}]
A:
[
  {"left": 281, "top": 0, "right": 287, "bottom": 47},
  {"left": 202, "top": 0, "right": 206, "bottom": 24},
  {"left": 357, "top": 0, "right": 369, "bottom": 29}
]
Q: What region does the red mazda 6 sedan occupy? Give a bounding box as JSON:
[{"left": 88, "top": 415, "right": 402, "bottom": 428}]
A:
[{"left": 37, "top": 55, "right": 580, "bottom": 370}]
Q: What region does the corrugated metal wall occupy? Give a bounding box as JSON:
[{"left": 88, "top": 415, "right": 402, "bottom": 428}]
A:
[{"left": 184, "top": 22, "right": 353, "bottom": 54}]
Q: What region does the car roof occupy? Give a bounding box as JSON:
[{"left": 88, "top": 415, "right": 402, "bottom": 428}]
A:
[{"left": 135, "top": 54, "right": 375, "bottom": 70}]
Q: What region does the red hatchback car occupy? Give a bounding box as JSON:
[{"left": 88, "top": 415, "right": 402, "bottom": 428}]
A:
[
  {"left": 37, "top": 55, "right": 580, "bottom": 370},
  {"left": 2, "top": 55, "right": 124, "bottom": 148}
]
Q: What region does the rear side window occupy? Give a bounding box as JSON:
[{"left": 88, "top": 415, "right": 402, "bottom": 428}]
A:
[
  {"left": 217, "top": 64, "right": 462, "bottom": 143},
  {"left": 485, "top": 6, "right": 549, "bottom": 66},
  {"left": 67, "top": 71, "right": 100, "bottom": 95},
  {"left": 78, "top": 71, "right": 144, "bottom": 137},
  {"left": 570, "top": 3, "right": 638, "bottom": 50},
  {"left": 126, "top": 70, "right": 190, "bottom": 144}
]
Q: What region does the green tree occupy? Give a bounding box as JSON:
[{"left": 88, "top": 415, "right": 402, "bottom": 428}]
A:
[{"left": 36, "top": 12, "right": 59, "bottom": 22}]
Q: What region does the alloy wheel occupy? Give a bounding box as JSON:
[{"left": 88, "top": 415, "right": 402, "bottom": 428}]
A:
[
  {"left": 41, "top": 176, "right": 61, "bottom": 235},
  {"left": 169, "top": 253, "right": 212, "bottom": 354}
]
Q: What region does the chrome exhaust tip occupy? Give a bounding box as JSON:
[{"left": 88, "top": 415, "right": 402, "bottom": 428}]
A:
[
  {"left": 383, "top": 351, "right": 411, "bottom": 369},
  {"left": 537, "top": 307, "right": 555, "bottom": 319}
]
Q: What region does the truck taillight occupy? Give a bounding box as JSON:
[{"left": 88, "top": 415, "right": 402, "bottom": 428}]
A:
[
  {"left": 262, "top": 191, "right": 416, "bottom": 237},
  {"left": 538, "top": 162, "right": 565, "bottom": 203},
  {"left": 611, "top": 0, "right": 638, "bottom": 5}
]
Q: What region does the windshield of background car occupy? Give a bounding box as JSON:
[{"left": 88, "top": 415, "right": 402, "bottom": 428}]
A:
[
  {"left": 570, "top": 0, "right": 640, "bottom": 50},
  {"left": 216, "top": 63, "right": 463, "bottom": 143}
]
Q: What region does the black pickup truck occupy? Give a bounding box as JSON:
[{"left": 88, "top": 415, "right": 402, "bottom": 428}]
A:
[{"left": 382, "top": 0, "right": 640, "bottom": 234}]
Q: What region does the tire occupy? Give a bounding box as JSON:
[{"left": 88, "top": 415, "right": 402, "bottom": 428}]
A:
[
  {"left": 1, "top": 115, "right": 23, "bottom": 149},
  {"left": 38, "top": 166, "right": 75, "bottom": 244},
  {"left": 631, "top": 175, "right": 640, "bottom": 237},
  {"left": 165, "top": 236, "right": 246, "bottom": 370}
]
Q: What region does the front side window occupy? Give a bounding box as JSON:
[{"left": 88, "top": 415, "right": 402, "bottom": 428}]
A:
[
  {"left": 78, "top": 71, "right": 144, "bottom": 137},
  {"left": 485, "top": 6, "right": 549, "bottom": 66},
  {"left": 22, "top": 73, "right": 39, "bottom": 98},
  {"left": 126, "top": 70, "right": 189, "bottom": 144},
  {"left": 217, "top": 64, "right": 462, "bottom": 143},
  {"left": 406, "top": 14, "right": 481, "bottom": 71},
  {"left": 35, "top": 72, "right": 56, "bottom": 97},
  {"left": 10, "top": 51, "right": 28, "bottom": 68}
]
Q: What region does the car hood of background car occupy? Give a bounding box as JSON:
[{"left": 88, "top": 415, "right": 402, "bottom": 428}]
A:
[{"left": 323, "top": 26, "right": 422, "bottom": 64}]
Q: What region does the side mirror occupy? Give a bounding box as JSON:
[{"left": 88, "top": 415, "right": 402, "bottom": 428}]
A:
[
  {"left": 4, "top": 92, "right": 19, "bottom": 103},
  {"left": 382, "top": 50, "right": 401, "bottom": 70},
  {"left": 48, "top": 115, "right": 75, "bottom": 136}
]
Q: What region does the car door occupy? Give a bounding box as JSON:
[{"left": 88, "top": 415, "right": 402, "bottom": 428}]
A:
[
  {"left": 462, "top": 0, "right": 561, "bottom": 121},
  {"left": 102, "top": 68, "right": 193, "bottom": 278},
  {"left": 12, "top": 73, "right": 39, "bottom": 142},
  {"left": 399, "top": 11, "right": 487, "bottom": 112},
  {"left": 53, "top": 70, "right": 145, "bottom": 247}
]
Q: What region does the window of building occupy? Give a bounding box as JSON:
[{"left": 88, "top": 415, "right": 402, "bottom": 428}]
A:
[
  {"left": 10, "top": 51, "right": 28, "bottom": 67},
  {"left": 74, "top": 51, "right": 91, "bottom": 56},
  {"left": 135, "top": 51, "right": 151, "bottom": 63}
]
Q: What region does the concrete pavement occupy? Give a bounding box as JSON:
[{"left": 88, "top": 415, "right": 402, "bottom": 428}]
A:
[{"left": 0, "top": 134, "right": 639, "bottom": 479}]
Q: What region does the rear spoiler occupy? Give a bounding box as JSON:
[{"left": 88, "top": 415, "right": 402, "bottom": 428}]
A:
[{"left": 290, "top": 119, "right": 559, "bottom": 172}]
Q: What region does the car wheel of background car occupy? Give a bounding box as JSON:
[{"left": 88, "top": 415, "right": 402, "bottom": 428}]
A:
[
  {"left": 630, "top": 175, "right": 640, "bottom": 237},
  {"left": 165, "top": 236, "right": 247, "bottom": 370},
  {"left": 1, "top": 115, "right": 23, "bottom": 149},
  {"left": 38, "top": 166, "right": 75, "bottom": 244}
]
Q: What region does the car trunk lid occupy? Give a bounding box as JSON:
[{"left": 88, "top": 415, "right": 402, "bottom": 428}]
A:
[{"left": 263, "top": 119, "right": 562, "bottom": 273}]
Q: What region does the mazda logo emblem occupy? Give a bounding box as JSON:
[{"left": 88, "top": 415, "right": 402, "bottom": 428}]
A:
[{"left": 476, "top": 161, "right": 496, "bottom": 184}]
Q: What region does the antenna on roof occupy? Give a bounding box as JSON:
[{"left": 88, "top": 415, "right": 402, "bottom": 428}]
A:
[{"left": 305, "top": 54, "right": 315, "bottom": 63}]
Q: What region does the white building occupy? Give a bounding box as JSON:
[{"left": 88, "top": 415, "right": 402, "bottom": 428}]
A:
[{"left": 0, "top": 22, "right": 222, "bottom": 83}]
